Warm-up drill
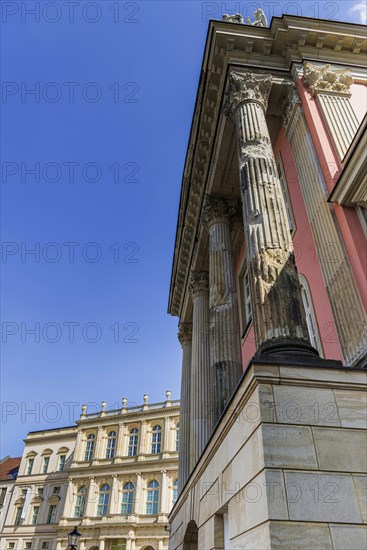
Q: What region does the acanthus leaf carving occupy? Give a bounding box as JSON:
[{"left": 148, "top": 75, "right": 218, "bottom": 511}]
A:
[
  {"left": 223, "top": 71, "right": 273, "bottom": 117},
  {"left": 303, "top": 62, "right": 353, "bottom": 96}
]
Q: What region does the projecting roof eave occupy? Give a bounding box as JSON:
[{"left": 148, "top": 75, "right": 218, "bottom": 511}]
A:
[{"left": 167, "top": 14, "right": 367, "bottom": 319}]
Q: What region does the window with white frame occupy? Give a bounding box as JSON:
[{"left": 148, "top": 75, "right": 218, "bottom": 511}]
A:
[
  {"left": 128, "top": 428, "right": 138, "bottom": 456},
  {"left": 42, "top": 456, "right": 50, "bottom": 474},
  {"left": 74, "top": 486, "right": 87, "bottom": 518},
  {"left": 277, "top": 157, "right": 296, "bottom": 233},
  {"left": 27, "top": 458, "right": 34, "bottom": 475},
  {"left": 172, "top": 479, "right": 178, "bottom": 505},
  {"left": 106, "top": 431, "right": 116, "bottom": 459},
  {"left": 175, "top": 424, "right": 179, "bottom": 452},
  {"left": 31, "top": 506, "right": 39, "bottom": 525},
  {"left": 97, "top": 484, "right": 110, "bottom": 516},
  {"left": 146, "top": 480, "right": 159, "bottom": 514},
  {"left": 58, "top": 454, "right": 66, "bottom": 472},
  {"left": 8, "top": 543, "right": 15, "bottom": 549},
  {"left": 47, "top": 504, "right": 57, "bottom": 524},
  {"left": 151, "top": 425, "right": 162, "bottom": 454},
  {"left": 121, "top": 482, "right": 134, "bottom": 514},
  {"left": 14, "top": 505, "right": 23, "bottom": 525},
  {"left": 299, "top": 275, "right": 322, "bottom": 355},
  {"left": 0, "top": 487, "right": 7, "bottom": 505},
  {"left": 84, "top": 433, "right": 95, "bottom": 461}
]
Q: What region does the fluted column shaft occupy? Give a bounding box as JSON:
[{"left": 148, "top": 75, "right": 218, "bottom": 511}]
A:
[
  {"left": 225, "top": 71, "right": 315, "bottom": 356},
  {"left": 189, "top": 272, "right": 211, "bottom": 471},
  {"left": 202, "top": 195, "right": 243, "bottom": 421},
  {"left": 177, "top": 323, "right": 192, "bottom": 490}
]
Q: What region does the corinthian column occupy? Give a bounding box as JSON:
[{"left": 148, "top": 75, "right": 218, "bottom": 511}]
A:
[
  {"left": 188, "top": 271, "right": 212, "bottom": 470},
  {"left": 177, "top": 322, "right": 192, "bottom": 490},
  {"left": 224, "top": 71, "right": 317, "bottom": 357},
  {"left": 201, "top": 195, "right": 243, "bottom": 421}
]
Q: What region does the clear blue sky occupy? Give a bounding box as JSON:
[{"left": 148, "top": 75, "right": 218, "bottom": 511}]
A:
[{"left": 1, "top": 1, "right": 365, "bottom": 456}]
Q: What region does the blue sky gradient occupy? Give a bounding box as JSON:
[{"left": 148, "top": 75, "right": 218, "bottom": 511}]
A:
[{"left": 1, "top": 1, "right": 365, "bottom": 456}]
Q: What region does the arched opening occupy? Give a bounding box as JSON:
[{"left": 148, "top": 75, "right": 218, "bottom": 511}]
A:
[{"left": 183, "top": 520, "right": 198, "bottom": 550}]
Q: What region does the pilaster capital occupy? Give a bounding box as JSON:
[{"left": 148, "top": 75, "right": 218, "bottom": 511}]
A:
[
  {"left": 303, "top": 62, "right": 353, "bottom": 96},
  {"left": 188, "top": 271, "right": 209, "bottom": 299},
  {"left": 177, "top": 322, "right": 192, "bottom": 346},
  {"left": 201, "top": 194, "right": 239, "bottom": 229},
  {"left": 224, "top": 71, "right": 273, "bottom": 117},
  {"left": 282, "top": 83, "right": 302, "bottom": 134}
]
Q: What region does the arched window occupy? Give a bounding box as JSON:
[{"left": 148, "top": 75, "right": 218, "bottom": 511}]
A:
[
  {"left": 172, "top": 479, "right": 178, "bottom": 505},
  {"left": 175, "top": 423, "right": 180, "bottom": 452},
  {"left": 151, "top": 425, "right": 162, "bottom": 454},
  {"left": 146, "top": 480, "right": 159, "bottom": 514},
  {"left": 128, "top": 428, "right": 139, "bottom": 457},
  {"left": 106, "top": 431, "right": 117, "bottom": 459},
  {"left": 121, "top": 482, "right": 134, "bottom": 514},
  {"left": 97, "top": 484, "right": 110, "bottom": 516},
  {"left": 85, "top": 434, "right": 95, "bottom": 461},
  {"left": 74, "top": 486, "right": 87, "bottom": 518},
  {"left": 299, "top": 275, "right": 322, "bottom": 355}
]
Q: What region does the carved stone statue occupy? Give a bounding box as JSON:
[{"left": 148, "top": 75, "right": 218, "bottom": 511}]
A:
[
  {"left": 223, "top": 13, "right": 244, "bottom": 24},
  {"left": 223, "top": 8, "right": 268, "bottom": 27}
]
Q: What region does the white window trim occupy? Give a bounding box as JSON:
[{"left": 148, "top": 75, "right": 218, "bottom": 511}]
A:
[{"left": 299, "top": 274, "right": 323, "bottom": 357}]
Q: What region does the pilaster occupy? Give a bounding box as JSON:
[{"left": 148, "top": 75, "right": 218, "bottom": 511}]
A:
[{"left": 178, "top": 322, "right": 192, "bottom": 490}]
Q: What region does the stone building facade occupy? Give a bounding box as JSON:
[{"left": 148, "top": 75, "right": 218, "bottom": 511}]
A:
[
  {"left": 0, "top": 458, "right": 21, "bottom": 532},
  {"left": 168, "top": 12, "right": 367, "bottom": 550},
  {"left": 1, "top": 395, "right": 179, "bottom": 550}
]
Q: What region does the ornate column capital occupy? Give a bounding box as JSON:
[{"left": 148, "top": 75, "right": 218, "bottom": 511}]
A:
[
  {"left": 224, "top": 71, "right": 273, "bottom": 117},
  {"left": 282, "top": 83, "right": 302, "bottom": 135},
  {"left": 188, "top": 271, "right": 209, "bottom": 299},
  {"left": 178, "top": 322, "right": 192, "bottom": 347},
  {"left": 303, "top": 62, "right": 353, "bottom": 96},
  {"left": 201, "top": 194, "right": 239, "bottom": 229}
]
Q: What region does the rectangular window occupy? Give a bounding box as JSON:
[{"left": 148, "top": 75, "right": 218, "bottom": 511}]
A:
[
  {"left": 52, "top": 486, "right": 60, "bottom": 495},
  {"left": 41, "top": 543, "right": 50, "bottom": 550},
  {"left": 25, "top": 544, "right": 32, "bottom": 549},
  {"left": 37, "top": 488, "right": 44, "bottom": 498},
  {"left": 32, "top": 506, "right": 39, "bottom": 525},
  {"left": 277, "top": 158, "right": 295, "bottom": 233},
  {"left": 15, "top": 506, "right": 23, "bottom": 525},
  {"left": 239, "top": 267, "right": 252, "bottom": 334},
  {"left": 8, "top": 544, "right": 15, "bottom": 550},
  {"left": 27, "top": 459, "right": 34, "bottom": 475},
  {"left": 47, "top": 504, "right": 57, "bottom": 524},
  {"left": 58, "top": 455, "right": 66, "bottom": 472},
  {"left": 0, "top": 487, "right": 7, "bottom": 505},
  {"left": 42, "top": 457, "right": 50, "bottom": 474}
]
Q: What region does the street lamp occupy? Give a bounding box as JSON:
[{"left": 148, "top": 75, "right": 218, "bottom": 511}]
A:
[{"left": 68, "top": 527, "right": 81, "bottom": 549}]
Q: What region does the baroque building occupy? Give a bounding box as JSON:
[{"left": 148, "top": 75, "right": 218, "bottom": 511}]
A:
[
  {"left": 168, "top": 12, "right": 367, "bottom": 550},
  {"left": 0, "top": 457, "right": 21, "bottom": 532},
  {"left": 1, "top": 394, "right": 179, "bottom": 550}
]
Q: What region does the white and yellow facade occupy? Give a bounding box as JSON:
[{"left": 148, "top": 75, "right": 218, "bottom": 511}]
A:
[{"left": 2, "top": 395, "right": 179, "bottom": 550}]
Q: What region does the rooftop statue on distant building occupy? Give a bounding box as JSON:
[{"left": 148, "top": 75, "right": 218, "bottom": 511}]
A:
[{"left": 223, "top": 8, "right": 268, "bottom": 27}]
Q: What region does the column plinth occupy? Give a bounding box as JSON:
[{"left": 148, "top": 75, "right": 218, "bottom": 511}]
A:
[
  {"left": 224, "top": 71, "right": 317, "bottom": 358},
  {"left": 201, "top": 194, "right": 243, "bottom": 421}
]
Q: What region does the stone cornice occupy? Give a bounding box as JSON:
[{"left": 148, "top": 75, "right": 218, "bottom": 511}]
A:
[
  {"left": 303, "top": 61, "right": 354, "bottom": 96},
  {"left": 77, "top": 406, "right": 180, "bottom": 428},
  {"left": 168, "top": 15, "right": 367, "bottom": 318}
]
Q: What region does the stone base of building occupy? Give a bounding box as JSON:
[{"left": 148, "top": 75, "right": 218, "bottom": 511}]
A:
[{"left": 168, "top": 361, "right": 367, "bottom": 549}]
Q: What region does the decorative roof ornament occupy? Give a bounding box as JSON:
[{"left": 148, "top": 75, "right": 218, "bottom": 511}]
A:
[
  {"left": 223, "top": 8, "right": 268, "bottom": 27},
  {"left": 303, "top": 62, "right": 353, "bottom": 96}
]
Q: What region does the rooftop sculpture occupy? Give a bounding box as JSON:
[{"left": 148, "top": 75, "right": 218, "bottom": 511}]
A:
[{"left": 223, "top": 8, "right": 268, "bottom": 27}]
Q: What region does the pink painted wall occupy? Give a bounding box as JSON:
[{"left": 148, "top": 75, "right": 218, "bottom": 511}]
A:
[
  {"left": 350, "top": 83, "right": 367, "bottom": 124},
  {"left": 274, "top": 130, "right": 344, "bottom": 362},
  {"left": 298, "top": 78, "right": 367, "bottom": 310}
]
